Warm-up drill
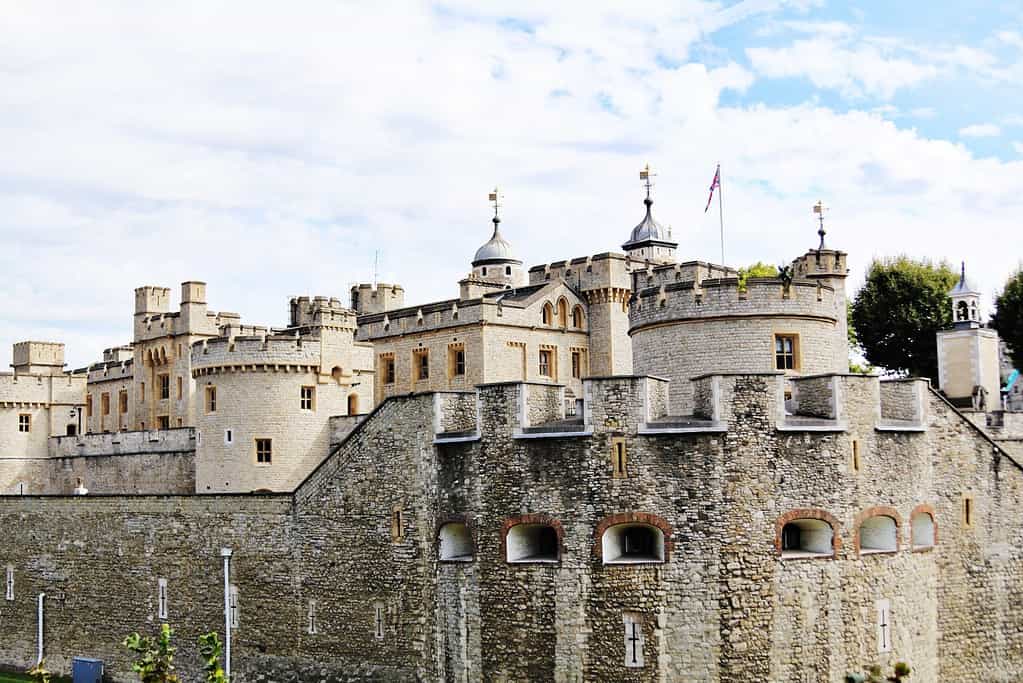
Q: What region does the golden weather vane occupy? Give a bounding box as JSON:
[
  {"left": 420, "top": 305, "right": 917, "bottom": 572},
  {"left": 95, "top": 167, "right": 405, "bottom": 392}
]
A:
[
  {"left": 813, "top": 200, "right": 829, "bottom": 250},
  {"left": 488, "top": 187, "right": 503, "bottom": 221},
  {"left": 639, "top": 163, "right": 656, "bottom": 199}
]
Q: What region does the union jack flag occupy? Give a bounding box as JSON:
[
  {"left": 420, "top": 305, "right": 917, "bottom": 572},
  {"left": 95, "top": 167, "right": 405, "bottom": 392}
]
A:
[{"left": 704, "top": 165, "right": 720, "bottom": 213}]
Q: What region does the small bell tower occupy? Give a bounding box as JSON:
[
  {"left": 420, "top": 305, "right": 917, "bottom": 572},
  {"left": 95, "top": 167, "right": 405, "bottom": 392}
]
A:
[{"left": 950, "top": 262, "right": 982, "bottom": 328}]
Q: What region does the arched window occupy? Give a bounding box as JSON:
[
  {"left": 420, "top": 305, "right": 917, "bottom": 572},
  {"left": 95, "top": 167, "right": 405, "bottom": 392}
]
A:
[
  {"left": 347, "top": 393, "right": 359, "bottom": 415},
  {"left": 541, "top": 302, "right": 554, "bottom": 326},
  {"left": 572, "top": 306, "right": 584, "bottom": 328},
  {"left": 557, "top": 298, "right": 568, "bottom": 327},
  {"left": 331, "top": 366, "right": 343, "bottom": 382},
  {"left": 911, "top": 507, "right": 936, "bottom": 550},
  {"left": 601, "top": 524, "right": 665, "bottom": 564},
  {"left": 956, "top": 300, "right": 969, "bottom": 321},
  {"left": 506, "top": 523, "right": 560, "bottom": 563},
  {"left": 779, "top": 517, "right": 835, "bottom": 558},
  {"left": 438, "top": 522, "right": 474, "bottom": 562},
  {"left": 858, "top": 514, "right": 898, "bottom": 555}
]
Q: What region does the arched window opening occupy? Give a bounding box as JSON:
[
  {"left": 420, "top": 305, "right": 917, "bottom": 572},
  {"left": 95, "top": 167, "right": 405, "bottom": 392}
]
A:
[
  {"left": 541, "top": 302, "right": 554, "bottom": 326},
  {"left": 956, "top": 300, "right": 969, "bottom": 321},
  {"left": 781, "top": 519, "right": 834, "bottom": 558},
  {"left": 506, "top": 524, "right": 559, "bottom": 563},
  {"left": 331, "top": 366, "right": 343, "bottom": 382},
  {"left": 438, "top": 522, "right": 473, "bottom": 562},
  {"left": 911, "top": 511, "right": 935, "bottom": 550},
  {"left": 572, "top": 306, "right": 584, "bottom": 328},
  {"left": 557, "top": 299, "right": 568, "bottom": 327},
  {"left": 601, "top": 524, "right": 665, "bottom": 564},
  {"left": 347, "top": 393, "right": 359, "bottom": 415},
  {"left": 859, "top": 515, "right": 898, "bottom": 554}
]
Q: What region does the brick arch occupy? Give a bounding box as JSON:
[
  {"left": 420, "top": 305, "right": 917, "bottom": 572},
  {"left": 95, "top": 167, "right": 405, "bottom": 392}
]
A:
[
  {"left": 853, "top": 505, "right": 903, "bottom": 554},
  {"left": 909, "top": 503, "right": 938, "bottom": 551},
  {"left": 501, "top": 514, "right": 564, "bottom": 562},
  {"left": 435, "top": 513, "right": 475, "bottom": 541},
  {"left": 774, "top": 508, "right": 842, "bottom": 556},
  {"left": 593, "top": 512, "right": 673, "bottom": 562}
]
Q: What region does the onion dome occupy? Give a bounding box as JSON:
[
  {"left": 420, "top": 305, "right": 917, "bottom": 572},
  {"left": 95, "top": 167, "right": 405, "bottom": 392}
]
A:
[
  {"left": 473, "top": 216, "right": 521, "bottom": 265},
  {"left": 622, "top": 196, "right": 676, "bottom": 251}
]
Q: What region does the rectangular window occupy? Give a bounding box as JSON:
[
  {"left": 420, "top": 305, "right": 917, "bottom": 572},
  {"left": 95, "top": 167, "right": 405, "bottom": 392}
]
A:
[
  {"left": 381, "top": 355, "right": 396, "bottom": 385},
  {"left": 391, "top": 504, "right": 405, "bottom": 542},
  {"left": 230, "top": 585, "right": 239, "bottom": 629},
  {"left": 256, "top": 438, "right": 272, "bottom": 465},
  {"left": 206, "top": 386, "right": 217, "bottom": 413},
  {"left": 448, "top": 344, "right": 466, "bottom": 378},
  {"left": 176, "top": 376, "right": 183, "bottom": 400},
  {"left": 413, "top": 349, "right": 429, "bottom": 382},
  {"left": 18, "top": 414, "right": 30, "bottom": 433},
  {"left": 539, "top": 349, "right": 554, "bottom": 378},
  {"left": 158, "top": 578, "right": 168, "bottom": 620},
  {"left": 119, "top": 390, "right": 128, "bottom": 414},
  {"left": 86, "top": 395, "right": 93, "bottom": 418},
  {"left": 876, "top": 599, "right": 891, "bottom": 653},
  {"left": 774, "top": 334, "right": 798, "bottom": 371},
  {"left": 157, "top": 415, "right": 169, "bottom": 430},
  {"left": 101, "top": 393, "right": 110, "bottom": 416},
  {"left": 159, "top": 374, "right": 170, "bottom": 400},
  {"left": 374, "top": 601, "right": 385, "bottom": 640},
  {"left": 962, "top": 494, "right": 974, "bottom": 528},
  {"left": 307, "top": 599, "right": 318, "bottom": 635},
  {"left": 611, "top": 437, "right": 627, "bottom": 478},
  {"left": 224, "top": 429, "right": 233, "bottom": 445},
  {"left": 5, "top": 565, "right": 12, "bottom": 601},
  {"left": 623, "top": 612, "right": 645, "bottom": 667},
  {"left": 571, "top": 351, "right": 582, "bottom": 378},
  {"left": 140, "top": 382, "right": 146, "bottom": 403},
  {"left": 851, "top": 439, "right": 861, "bottom": 473},
  {"left": 300, "top": 386, "right": 315, "bottom": 411}
]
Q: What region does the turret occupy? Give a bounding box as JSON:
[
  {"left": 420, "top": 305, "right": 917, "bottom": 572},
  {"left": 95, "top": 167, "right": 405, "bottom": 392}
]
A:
[
  {"left": 621, "top": 165, "right": 677, "bottom": 265},
  {"left": 180, "top": 281, "right": 208, "bottom": 329},
  {"left": 134, "top": 286, "right": 171, "bottom": 317},
  {"left": 937, "top": 262, "right": 1001, "bottom": 410},
  {"left": 11, "top": 341, "right": 65, "bottom": 376},
  {"left": 350, "top": 283, "right": 405, "bottom": 315},
  {"left": 468, "top": 188, "right": 525, "bottom": 290}
]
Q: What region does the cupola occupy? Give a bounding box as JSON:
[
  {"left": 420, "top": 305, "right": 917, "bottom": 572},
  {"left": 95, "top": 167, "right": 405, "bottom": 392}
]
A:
[
  {"left": 470, "top": 188, "right": 524, "bottom": 287},
  {"left": 950, "top": 262, "right": 982, "bottom": 328},
  {"left": 622, "top": 164, "right": 677, "bottom": 264}
]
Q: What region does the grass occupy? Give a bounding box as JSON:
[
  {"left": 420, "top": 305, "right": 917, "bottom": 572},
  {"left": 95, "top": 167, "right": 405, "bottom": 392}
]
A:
[{"left": 0, "top": 674, "right": 70, "bottom": 683}]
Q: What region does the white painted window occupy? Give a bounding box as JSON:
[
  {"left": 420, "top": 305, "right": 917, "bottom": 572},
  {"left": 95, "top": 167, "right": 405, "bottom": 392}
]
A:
[
  {"left": 876, "top": 599, "right": 892, "bottom": 653},
  {"left": 224, "top": 429, "right": 233, "bottom": 446},
  {"left": 602, "top": 524, "right": 665, "bottom": 565},
  {"left": 623, "top": 612, "right": 644, "bottom": 667},
  {"left": 307, "top": 599, "right": 318, "bottom": 635},
  {"left": 505, "top": 524, "right": 559, "bottom": 563},
  {"left": 229, "top": 584, "right": 239, "bottom": 629},
  {"left": 438, "top": 523, "right": 473, "bottom": 562},
  {"left": 5, "top": 565, "right": 13, "bottom": 601},
  {"left": 158, "top": 578, "right": 168, "bottom": 619},
  {"left": 780, "top": 519, "right": 834, "bottom": 558},
  {"left": 911, "top": 511, "right": 935, "bottom": 549},
  {"left": 374, "top": 601, "right": 385, "bottom": 640},
  {"left": 859, "top": 516, "right": 898, "bottom": 554}
]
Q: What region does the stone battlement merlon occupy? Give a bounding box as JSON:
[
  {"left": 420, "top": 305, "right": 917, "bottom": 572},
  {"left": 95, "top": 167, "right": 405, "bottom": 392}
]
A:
[
  {"left": 191, "top": 334, "right": 323, "bottom": 374},
  {"left": 634, "top": 260, "right": 739, "bottom": 289},
  {"left": 527, "top": 252, "right": 632, "bottom": 291}
]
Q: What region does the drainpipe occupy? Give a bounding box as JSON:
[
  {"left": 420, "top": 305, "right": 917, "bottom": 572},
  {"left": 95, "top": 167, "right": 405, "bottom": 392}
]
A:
[
  {"left": 220, "top": 548, "right": 232, "bottom": 678},
  {"left": 37, "top": 593, "right": 45, "bottom": 664}
]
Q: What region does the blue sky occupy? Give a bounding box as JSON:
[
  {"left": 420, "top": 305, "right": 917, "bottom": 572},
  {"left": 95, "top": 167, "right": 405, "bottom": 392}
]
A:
[{"left": 1, "top": 1, "right": 1021, "bottom": 368}]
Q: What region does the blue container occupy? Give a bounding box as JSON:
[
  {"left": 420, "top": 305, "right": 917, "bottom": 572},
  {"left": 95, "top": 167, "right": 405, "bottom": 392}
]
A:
[{"left": 72, "top": 657, "right": 104, "bottom": 683}]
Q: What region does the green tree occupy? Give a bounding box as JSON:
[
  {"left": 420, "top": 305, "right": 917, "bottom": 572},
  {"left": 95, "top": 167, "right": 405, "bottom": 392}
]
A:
[
  {"left": 737, "top": 261, "right": 779, "bottom": 291},
  {"left": 123, "top": 623, "right": 180, "bottom": 683},
  {"left": 992, "top": 267, "right": 1023, "bottom": 370},
  {"left": 198, "top": 631, "right": 228, "bottom": 683},
  {"left": 26, "top": 660, "right": 52, "bottom": 683},
  {"left": 851, "top": 257, "right": 957, "bottom": 382}
]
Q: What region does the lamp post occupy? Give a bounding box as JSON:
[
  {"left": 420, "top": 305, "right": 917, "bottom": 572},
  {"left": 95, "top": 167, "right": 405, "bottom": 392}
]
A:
[{"left": 220, "top": 548, "right": 232, "bottom": 678}]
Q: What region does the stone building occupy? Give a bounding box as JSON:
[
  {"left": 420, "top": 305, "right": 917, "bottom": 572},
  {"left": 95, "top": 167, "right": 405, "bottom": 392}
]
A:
[{"left": 0, "top": 178, "right": 1022, "bottom": 680}]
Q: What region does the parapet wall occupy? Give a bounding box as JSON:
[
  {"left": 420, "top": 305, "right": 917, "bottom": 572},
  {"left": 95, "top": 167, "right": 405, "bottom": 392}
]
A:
[
  {"left": 631, "top": 277, "right": 837, "bottom": 330},
  {"left": 191, "top": 335, "right": 323, "bottom": 373},
  {"left": 527, "top": 252, "right": 632, "bottom": 291},
  {"left": 49, "top": 427, "right": 195, "bottom": 458},
  {"left": 290, "top": 296, "right": 358, "bottom": 329}
]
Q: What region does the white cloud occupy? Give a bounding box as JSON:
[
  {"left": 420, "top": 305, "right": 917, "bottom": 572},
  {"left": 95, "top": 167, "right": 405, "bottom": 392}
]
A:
[
  {"left": 0, "top": 3, "right": 1021, "bottom": 368},
  {"left": 959, "top": 123, "right": 1002, "bottom": 138},
  {"left": 1014, "top": 142, "right": 1023, "bottom": 155}
]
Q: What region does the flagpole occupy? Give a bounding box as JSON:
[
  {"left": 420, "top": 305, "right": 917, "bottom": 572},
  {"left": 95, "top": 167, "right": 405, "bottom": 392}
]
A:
[{"left": 717, "top": 163, "right": 725, "bottom": 265}]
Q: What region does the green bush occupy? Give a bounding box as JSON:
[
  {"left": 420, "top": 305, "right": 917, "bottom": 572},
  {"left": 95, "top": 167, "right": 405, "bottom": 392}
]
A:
[{"left": 122, "top": 623, "right": 180, "bottom": 683}]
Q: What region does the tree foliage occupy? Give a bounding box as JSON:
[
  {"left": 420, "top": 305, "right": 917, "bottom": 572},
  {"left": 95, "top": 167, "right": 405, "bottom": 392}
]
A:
[
  {"left": 851, "top": 257, "right": 957, "bottom": 382},
  {"left": 737, "top": 261, "right": 779, "bottom": 291},
  {"left": 26, "top": 660, "right": 52, "bottom": 683},
  {"left": 198, "top": 631, "right": 229, "bottom": 683},
  {"left": 123, "top": 623, "right": 180, "bottom": 683},
  {"left": 992, "top": 267, "right": 1023, "bottom": 370}
]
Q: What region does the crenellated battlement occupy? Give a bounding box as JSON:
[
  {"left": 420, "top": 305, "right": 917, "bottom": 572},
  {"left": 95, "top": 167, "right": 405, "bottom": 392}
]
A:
[
  {"left": 631, "top": 276, "right": 838, "bottom": 331},
  {"left": 527, "top": 252, "right": 632, "bottom": 292},
  {"left": 289, "top": 295, "right": 358, "bottom": 329},
  {"left": 350, "top": 283, "right": 405, "bottom": 315},
  {"left": 191, "top": 334, "right": 323, "bottom": 374}
]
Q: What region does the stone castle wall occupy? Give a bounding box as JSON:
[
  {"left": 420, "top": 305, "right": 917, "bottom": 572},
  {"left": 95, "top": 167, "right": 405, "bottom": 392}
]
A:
[{"left": 2, "top": 374, "right": 1020, "bottom": 680}]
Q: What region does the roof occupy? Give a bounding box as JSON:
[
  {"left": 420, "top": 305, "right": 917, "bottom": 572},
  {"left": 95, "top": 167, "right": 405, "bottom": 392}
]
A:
[
  {"left": 951, "top": 262, "right": 980, "bottom": 296},
  {"left": 473, "top": 218, "right": 520, "bottom": 264},
  {"left": 622, "top": 197, "right": 677, "bottom": 249}
]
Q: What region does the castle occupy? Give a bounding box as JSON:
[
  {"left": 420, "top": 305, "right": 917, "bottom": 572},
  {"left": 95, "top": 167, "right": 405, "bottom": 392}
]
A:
[{"left": 1, "top": 178, "right": 1022, "bottom": 681}]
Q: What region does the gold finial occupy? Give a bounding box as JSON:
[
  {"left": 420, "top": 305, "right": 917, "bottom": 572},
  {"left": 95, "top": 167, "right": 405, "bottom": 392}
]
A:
[
  {"left": 639, "top": 163, "right": 656, "bottom": 200},
  {"left": 813, "top": 200, "right": 828, "bottom": 250},
  {"left": 488, "top": 187, "right": 503, "bottom": 224}
]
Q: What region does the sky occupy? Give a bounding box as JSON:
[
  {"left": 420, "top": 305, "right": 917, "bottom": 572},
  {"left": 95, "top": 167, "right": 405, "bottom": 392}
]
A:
[{"left": 2, "top": 1, "right": 1022, "bottom": 369}]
